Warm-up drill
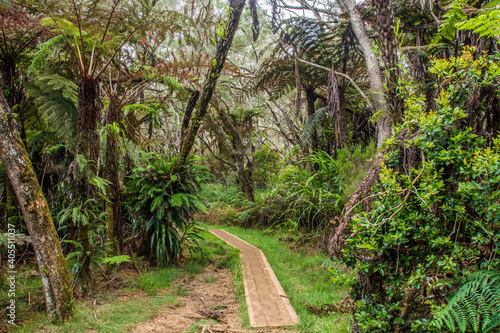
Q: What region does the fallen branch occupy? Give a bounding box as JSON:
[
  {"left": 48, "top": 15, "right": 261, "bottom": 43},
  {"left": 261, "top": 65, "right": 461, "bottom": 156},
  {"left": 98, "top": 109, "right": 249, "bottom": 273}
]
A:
[
  {"left": 90, "top": 275, "right": 119, "bottom": 295},
  {"left": 197, "top": 297, "right": 227, "bottom": 323},
  {"left": 16, "top": 298, "right": 44, "bottom": 321},
  {"left": 280, "top": 295, "right": 354, "bottom": 316}
]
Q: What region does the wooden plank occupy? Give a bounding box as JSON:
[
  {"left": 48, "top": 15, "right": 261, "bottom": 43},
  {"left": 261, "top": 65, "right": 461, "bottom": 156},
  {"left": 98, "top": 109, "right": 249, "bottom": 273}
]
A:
[{"left": 210, "top": 229, "right": 300, "bottom": 328}]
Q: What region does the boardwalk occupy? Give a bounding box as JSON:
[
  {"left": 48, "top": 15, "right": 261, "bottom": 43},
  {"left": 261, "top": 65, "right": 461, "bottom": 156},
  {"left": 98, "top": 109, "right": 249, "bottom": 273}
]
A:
[{"left": 209, "top": 229, "right": 300, "bottom": 328}]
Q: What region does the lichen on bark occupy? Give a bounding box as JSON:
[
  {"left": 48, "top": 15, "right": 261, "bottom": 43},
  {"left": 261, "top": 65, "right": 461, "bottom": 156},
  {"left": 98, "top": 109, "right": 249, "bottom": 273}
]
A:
[{"left": 0, "top": 92, "right": 74, "bottom": 322}]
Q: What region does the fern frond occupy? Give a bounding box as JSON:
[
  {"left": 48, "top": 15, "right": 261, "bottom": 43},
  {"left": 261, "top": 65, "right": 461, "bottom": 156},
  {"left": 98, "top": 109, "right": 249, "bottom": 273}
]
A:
[
  {"left": 457, "top": 9, "right": 500, "bottom": 40},
  {"left": 300, "top": 107, "right": 328, "bottom": 148},
  {"left": 432, "top": 270, "right": 500, "bottom": 333}
]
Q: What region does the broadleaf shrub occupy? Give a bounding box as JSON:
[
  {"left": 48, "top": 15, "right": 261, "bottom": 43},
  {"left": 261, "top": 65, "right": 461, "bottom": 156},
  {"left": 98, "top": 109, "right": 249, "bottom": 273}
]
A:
[{"left": 341, "top": 49, "right": 500, "bottom": 332}]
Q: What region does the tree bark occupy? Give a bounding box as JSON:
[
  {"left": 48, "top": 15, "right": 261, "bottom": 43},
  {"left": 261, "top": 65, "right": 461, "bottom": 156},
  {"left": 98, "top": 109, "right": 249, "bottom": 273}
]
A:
[
  {"left": 216, "top": 107, "right": 255, "bottom": 202},
  {"left": 305, "top": 87, "right": 319, "bottom": 153},
  {"left": 175, "top": 0, "right": 246, "bottom": 170},
  {"left": 104, "top": 101, "right": 123, "bottom": 254},
  {"left": 75, "top": 77, "right": 101, "bottom": 289},
  {"left": 180, "top": 90, "right": 200, "bottom": 147},
  {"left": 336, "top": 0, "right": 392, "bottom": 147},
  {"left": 0, "top": 92, "right": 74, "bottom": 322},
  {"left": 372, "top": 0, "right": 403, "bottom": 124}
]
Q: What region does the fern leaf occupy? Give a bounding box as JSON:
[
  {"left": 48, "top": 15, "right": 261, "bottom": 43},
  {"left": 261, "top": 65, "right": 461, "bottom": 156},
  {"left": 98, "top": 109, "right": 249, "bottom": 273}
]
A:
[
  {"left": 300, "top": 107, "right": 329, "bottom": 148},
  {"left": 432, "top": 270, "right": 500, "bottom": 333}
]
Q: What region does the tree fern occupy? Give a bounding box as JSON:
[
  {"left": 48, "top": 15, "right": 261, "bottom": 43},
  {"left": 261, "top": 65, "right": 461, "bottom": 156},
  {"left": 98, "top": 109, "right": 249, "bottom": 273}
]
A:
[
  {"left": 300, "top": 106, "right": 328, "bottom": 148},
  {"left": 457, "top": 0, "right": 500, "bottom": 40},
  {"left": 25, "top": 73, "right": 78, "bottom": 143},
  {"left": 432, "top": 270, "right": 500, "bottom": 333}
]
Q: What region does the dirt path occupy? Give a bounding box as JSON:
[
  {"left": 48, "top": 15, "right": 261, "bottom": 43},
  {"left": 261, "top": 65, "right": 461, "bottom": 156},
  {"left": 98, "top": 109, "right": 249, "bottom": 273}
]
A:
[
  {"left": 209, "top": 229, "right": 299, "bottom": 328},
  {"left": 129, "top": 264, "right": 298, "bottom": 333}
]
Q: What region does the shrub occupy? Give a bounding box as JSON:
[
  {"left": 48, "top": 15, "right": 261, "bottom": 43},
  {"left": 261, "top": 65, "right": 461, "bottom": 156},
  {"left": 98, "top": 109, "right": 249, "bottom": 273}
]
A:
[
  {"left": 342, "top": 49, "right": 500, "bottom": 332},
  {"left": 124, "top": 153, "right": 208, "bottom": 267}
]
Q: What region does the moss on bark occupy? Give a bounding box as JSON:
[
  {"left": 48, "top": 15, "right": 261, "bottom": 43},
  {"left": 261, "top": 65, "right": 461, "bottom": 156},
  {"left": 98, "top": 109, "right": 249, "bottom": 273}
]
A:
[{"left": 0, "top": 92, "right": 74, "bottom": 322}]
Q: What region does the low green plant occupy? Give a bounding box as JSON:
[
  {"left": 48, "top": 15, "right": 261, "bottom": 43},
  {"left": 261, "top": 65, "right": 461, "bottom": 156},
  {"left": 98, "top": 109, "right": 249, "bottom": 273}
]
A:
[
  {"left": 124, "top": 152, "right": 208, "bottom": 266},
  {"left": 137, "top": 268, "right": 180, "bottom": 295},
  {"left": 252, "top": 144, "right": 280, "bottom": 188},
  {"left": 431, "top": 270, "right": 500, "bottom": 333},
  {"left": 261, "top": 150, "right": 343, "bottom": 231}
]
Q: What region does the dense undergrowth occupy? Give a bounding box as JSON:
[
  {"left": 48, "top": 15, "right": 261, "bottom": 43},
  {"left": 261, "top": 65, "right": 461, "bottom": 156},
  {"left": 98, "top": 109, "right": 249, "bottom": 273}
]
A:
[{"left": 198, "top": 143, "right": 376, "bottom": 233}]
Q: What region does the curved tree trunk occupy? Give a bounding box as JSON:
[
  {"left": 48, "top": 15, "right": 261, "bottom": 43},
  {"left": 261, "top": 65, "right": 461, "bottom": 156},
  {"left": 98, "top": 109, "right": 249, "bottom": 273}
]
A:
[
  {"left": 216, "top": 106, "right": 256, "bottom": 202},
  {"left": 175, "top": 0, "right": 246, "bottom": 170},
  {"left": 336, "top": 0, "right": 392, "bottom": 147},
  {"left": 0, "top": 92, "right": 74, "bottom": 322}
]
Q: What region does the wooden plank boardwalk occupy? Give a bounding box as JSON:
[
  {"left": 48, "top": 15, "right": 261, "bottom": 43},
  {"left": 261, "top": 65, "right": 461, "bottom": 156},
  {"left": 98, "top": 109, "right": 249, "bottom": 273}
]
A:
[{"left": 209, "top": 229, "right": 300, "bottom": 328}]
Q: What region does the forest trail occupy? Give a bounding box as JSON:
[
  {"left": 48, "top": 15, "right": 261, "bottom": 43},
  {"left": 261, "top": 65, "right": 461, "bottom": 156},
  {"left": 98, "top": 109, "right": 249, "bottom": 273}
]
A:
[{"left": 209, "top": 229, "right": 300, "bottom": 328}]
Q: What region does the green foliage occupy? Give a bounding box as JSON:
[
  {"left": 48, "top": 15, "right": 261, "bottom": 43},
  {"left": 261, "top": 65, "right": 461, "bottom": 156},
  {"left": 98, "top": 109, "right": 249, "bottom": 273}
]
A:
[
  {"left": 137, "top": 268, "right": 180, "bottom": 295},
  {"left": 252, "top": 144, "right": 280, "bottom": 188},
  {"left": 300, "top": 107, "right": 328, "bottom": 148},
  {"left": 124, "top": 153, "right": 209, "bottom": 266},
  {"left": 432, "top": 270, "right": 500, "bottom": 333},
  {"left": 457, "top": 0, "right": 500, "bottom": 40},
  {"left": 25, "top": 73, "right": 78, "bottom": 143},
  {"left": 341, "top": 50, "right": 500, "bottom": 332},
  {"left": 102, "top": 255, "right": 131, "bottom": 266},
  {"left": 439, "top": 0, "right": 467, "bottom": 41},
  {"left": 336, "top": 142, "right": 377, "bottom": 201},
  {"left": 251, "top": 151, "right": 343, "bottom": 231}
]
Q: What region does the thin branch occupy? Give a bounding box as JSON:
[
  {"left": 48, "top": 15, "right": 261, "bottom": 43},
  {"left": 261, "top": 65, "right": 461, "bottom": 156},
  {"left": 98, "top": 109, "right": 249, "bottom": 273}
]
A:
[
  {"left": 101, "top": 0, "right": 121, "bottom": 45},
  {"left": 297, "top": 57, "right": 374, "bottom": 110},
  {"left": 42, "top": 7, "right": 81, "bottom": 72},
  {"left": 95, "top": 23, "right": 149, "bottom": 79},
  {"left": 197, "top": 134, "right": 234, "bottom": 167},
  {"left": 71, "top": 0, "right": 88, "bottom": 75}
]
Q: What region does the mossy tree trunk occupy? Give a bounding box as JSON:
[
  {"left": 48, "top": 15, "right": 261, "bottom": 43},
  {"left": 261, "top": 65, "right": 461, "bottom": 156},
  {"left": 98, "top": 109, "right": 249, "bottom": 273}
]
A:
[
  {"left": 104, "top": 101, "right": 123, "bottom": 254},
  {"left": 0, "top": 92, "right": 74, "bottom": 322},
  {"left": 1, "top": 54, "right": 25, "bottom": 225},
  {"left": 216, "top": 107, "right": 255, "bottom": 202},
  {"left": 175, "top": 0, "right": 246, "bottom": 170},
  {"left": 305, "top": 87, "right": 319, "bottom": 153}
]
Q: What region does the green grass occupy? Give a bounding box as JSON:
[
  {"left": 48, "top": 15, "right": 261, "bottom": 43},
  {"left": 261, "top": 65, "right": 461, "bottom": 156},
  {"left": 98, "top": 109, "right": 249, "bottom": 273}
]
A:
[
  {"left": 136, "top": 267, "right": 180, "bottom": 295},
  {"left": 4, "top": 228, "right": 242, "bottom": 333},
  {"left": 205, "top": 223, "right": 352, "bottom": 333},
  {"left": 16, "top": 294, "right": 178, "bottom": 333}
]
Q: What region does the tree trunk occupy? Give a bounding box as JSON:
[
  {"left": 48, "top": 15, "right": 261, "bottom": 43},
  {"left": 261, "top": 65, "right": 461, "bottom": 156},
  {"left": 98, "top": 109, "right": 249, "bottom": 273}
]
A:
[
  {"left": 180, "top": 90, "right": 200, "bottom": 147},
  {"left": 0, "top": 92, "right": 74, "bottom": 322},
  {"left": 1, "top": 55, "right": 24, "bottom": 225},
  {"left": 104, "top": 101, "right": 123, "bottom": 254},
  {"left": 372, "top": 0, "right": 403, "bottom": 125},
  {"left": 336, "top": 0, "right": 392, "bottom": 147},
  {"left": 175, "top": 0, "right": 246, "bottom": 170},
  {"left": 75, "top": 77, "right": 101, "bottom": 289},
  {"left": 216, "top": 107, "right": 256, "bottom": 202},
  {"left": 305, "top": 87, "right": 319, "bottom": 153}
]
